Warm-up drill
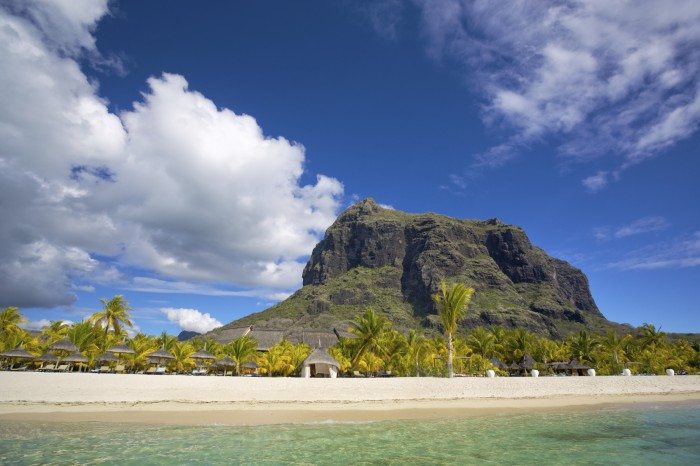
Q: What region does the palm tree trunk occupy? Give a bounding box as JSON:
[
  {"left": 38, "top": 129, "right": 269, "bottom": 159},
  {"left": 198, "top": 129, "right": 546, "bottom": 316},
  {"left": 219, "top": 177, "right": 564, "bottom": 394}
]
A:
[{"left": 447, "top": 332, "right": 454, "bottom": 378}]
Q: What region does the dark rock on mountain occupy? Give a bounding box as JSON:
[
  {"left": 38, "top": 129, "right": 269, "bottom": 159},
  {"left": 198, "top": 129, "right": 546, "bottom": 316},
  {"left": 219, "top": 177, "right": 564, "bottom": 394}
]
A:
[{"left": 210, "top": 199, "right": 620, "bottom": 340}]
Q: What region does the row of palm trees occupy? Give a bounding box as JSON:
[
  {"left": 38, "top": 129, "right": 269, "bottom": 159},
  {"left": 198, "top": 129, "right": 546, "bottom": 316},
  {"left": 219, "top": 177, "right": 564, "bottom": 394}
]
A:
[
  {"left": 0, "top": 299, "right": 309, "bottom": 375},
  {"left": 2, "top": 281, "right": 699, "bottom": 376}
]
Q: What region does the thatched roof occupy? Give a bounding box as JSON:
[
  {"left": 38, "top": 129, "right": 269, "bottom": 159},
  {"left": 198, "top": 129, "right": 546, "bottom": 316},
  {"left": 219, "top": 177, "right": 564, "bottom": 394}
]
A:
[
  {"left": 191, "top": 349, "right": 216, "bottom": 360},
  {"left": 549, "top": 361, "right": 569, "bottom": 370},
  {"left": 303, "top": 348, "right": 340, "bottom": 368},
  {"left": 520, "top": 354, "right": 536, "bottom": 369},
  {"left": 216, "top": 356, "right": 235, "bottom": 366},
  {"left": 98, "top": 353, "right": 119, "bottom": 362},
  {"left": 49, "top": 339, "right": 78, "bottom": 352},
  {"left": 489, "top": 357, "right": 507, "bottom": 369},
  {"left": 38, "top": 353, "right": 59, "bottom": 362},
  {"left": 209, "top": 326, "right": 251, "bottom": 343},
  {"left": 147, "top": 348, "right": 175, "bottom": 360},
  {"left": 107, "top": 344, "right": 135, "bottom": 355},
  {"left": 288, "top": 330, "right": 339, "bottom": 349},
  {"left": 0, "top": 348, "right": 35, "bottom": 359},
  {"left": 508, "top": 362, "right": 521, "bottom": 370},
  {"left": 62, "top": 352, "right": 88, "bottom": 363},
  {"left": 248, "top": 329, "right": 284, "bottom": 351},
  {"left": 243, "top": 360, "right": 258, "bottom": 369},
  {"left": 568, "top": 358, "right": 590, "bottom": 370}
]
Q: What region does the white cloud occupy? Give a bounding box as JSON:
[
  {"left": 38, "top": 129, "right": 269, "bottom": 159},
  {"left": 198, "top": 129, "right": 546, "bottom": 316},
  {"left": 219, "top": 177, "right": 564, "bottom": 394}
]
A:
[
  {"left": 594, "top": 216, "right": 670, "bottom": 241},
  {"left": 127, "top": 277, "right": 290, "bottom": 301},
  {"left": 582, "top": 171, "right": 609, "bottom": 192},
  {"left": 20, "top": 319, "right": 51, "bottom": 331},
  {"left": 615, "top": 217, "right": 669, "bottom": 238},
  {"left": 407, "top": 0, "right": 700, "bottom": 188},
  {"left": 0, "top": 4, "right": 343, "bottom": 308},
  {"left": 160, "top": 308, "right": 222, "bottom": 334},
  {"left": 607, "top": 231, "right": 700, "bottom": 270}
]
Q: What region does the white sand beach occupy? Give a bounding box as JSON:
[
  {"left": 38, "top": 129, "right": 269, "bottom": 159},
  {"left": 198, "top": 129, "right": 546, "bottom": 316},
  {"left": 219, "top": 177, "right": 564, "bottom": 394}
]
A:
[{"left": 1, "top": 373, "right": 698, "bottom": 425}]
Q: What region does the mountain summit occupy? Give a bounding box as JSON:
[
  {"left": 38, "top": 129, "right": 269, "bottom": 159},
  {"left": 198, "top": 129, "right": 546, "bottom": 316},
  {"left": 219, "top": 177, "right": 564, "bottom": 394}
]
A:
[{"left": 211, "top": 199, "right": 618, "bottom": 339}]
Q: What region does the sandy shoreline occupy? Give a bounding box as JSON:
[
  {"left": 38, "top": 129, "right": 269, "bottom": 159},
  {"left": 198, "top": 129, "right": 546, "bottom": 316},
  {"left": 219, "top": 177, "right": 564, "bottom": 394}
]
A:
[{"left": 1, "top": 373, "right": 698, "bottom": 425}]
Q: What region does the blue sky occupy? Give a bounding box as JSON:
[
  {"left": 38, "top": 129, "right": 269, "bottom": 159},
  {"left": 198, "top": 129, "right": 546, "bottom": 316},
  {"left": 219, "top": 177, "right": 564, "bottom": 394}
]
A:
[{"left": 1, "top": 1, "right": 699, "bottom": 334}]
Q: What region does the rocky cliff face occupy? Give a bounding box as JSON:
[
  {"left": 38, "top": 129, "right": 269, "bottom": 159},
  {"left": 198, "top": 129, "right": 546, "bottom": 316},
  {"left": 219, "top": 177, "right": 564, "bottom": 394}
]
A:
[{"left": 214, "top": 199, "right": 615, "bottom": 339}]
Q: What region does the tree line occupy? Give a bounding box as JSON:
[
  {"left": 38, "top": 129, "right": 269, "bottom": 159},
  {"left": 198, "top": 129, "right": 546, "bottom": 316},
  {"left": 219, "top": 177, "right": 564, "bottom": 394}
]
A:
[{"left": 1, "top": 283, "right": 698, "bottom": 376}]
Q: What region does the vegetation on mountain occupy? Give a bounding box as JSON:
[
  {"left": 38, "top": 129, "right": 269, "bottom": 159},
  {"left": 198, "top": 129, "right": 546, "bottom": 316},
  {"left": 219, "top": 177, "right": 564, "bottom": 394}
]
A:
[{"left": 213, "top": 199, "right": 625, "bottom": 340}]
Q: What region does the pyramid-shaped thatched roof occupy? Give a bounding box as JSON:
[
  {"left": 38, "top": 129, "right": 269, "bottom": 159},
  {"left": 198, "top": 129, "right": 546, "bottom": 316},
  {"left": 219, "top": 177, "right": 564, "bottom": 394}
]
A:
[{"left": 303, "top": 348, "right": 340, "bottom": 368}]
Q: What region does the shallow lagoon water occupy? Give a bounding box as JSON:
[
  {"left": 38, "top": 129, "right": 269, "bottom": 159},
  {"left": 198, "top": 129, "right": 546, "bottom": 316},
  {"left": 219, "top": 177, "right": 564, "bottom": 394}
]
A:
[{"left": 1, "top": 404, "right": 698, "bottom": 465}]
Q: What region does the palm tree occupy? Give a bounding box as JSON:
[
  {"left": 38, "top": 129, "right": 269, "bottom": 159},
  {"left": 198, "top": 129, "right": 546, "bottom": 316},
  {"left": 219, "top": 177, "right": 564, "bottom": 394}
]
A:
[
  {"left": 569, "top": 330, "right": 599, "bottom": 364},
  {"left": 405, "top": 329, "right": 426, "bottom": 376},
  {"left": 126, "top": 334, "right": 158, "bottom": 372},
  {"left": 506, "top": 328, "right": 534, "bottom": 362},
  {"left": 157, "top": 332, "right": 178, "bottom": 351},
  {"left": 432, "top": 280, "right": 475, "bottom": 378},
  {"left": 225, "top": 335, "right": 258, "bottom": 375},
  {"left": 639, "top": 324, "right": 667, "bottom": 348},
  {"left": 468, "top": 327, "right": 496, "bottom": 358},
  {"left": 258, "top": 347, "right": 286, "bottom": 377},
  {"left": 90, "top": 295, "right": 133, "bottom": 344},
  {"left": 358, "top": 352, "right": 383, "bottom": 377},
  {"left": 348, "top": 308, "right": 390, "bottom": 367},
  {"left": 601, "top": 331, "right": 628, "bottom": 374},
  {"left": 0, "top": 307, "right": 25, "bottom": 337},
  {"left": 170, "top": 342, "right": 195, "bottom": 373}
]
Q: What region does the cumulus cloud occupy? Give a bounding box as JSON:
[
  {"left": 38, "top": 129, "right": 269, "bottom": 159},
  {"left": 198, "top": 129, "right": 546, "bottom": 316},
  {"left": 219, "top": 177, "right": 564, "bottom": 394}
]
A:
[
  {"left": 405, "top": 0, "right": 700, "bottom": 188},
  {"left": 160, "top": 308, "right": 222, "bottom": 334},
  {"left": 0, "top": 3, "right": 343, "bottom": 308}
]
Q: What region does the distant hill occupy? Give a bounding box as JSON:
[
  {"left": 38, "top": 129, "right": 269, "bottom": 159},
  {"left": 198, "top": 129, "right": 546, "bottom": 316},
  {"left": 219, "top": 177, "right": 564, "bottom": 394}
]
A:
[
  {"left": 208, "top": 199, "right": 629, "bottom": 340},
  {"left": 178, "top": 330, "right": 200, "bottom": 341}
]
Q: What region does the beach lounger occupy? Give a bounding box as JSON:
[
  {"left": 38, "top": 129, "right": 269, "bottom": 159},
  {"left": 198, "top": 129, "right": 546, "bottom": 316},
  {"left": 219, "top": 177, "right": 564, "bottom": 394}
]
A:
[
  {"left": 145, "top": 367, "right": 157, "bottom": 374},
  {"left": 38, "top": 365, "right": 56, "bottom": 372},
  {"left": 114, "top": 364, "right": 126, "bottom": 374},
  {"left": 54, "top": 364, "right": 69, "bottom": 372},
  {"left": 10, "top": 365, "right": 28, "bottom": 371},
  {"left": 352, "top": 371, "right": 366, "bottom": 378},
  {"left": 155, "top": 366, "right": 167, "bottom": 375}
]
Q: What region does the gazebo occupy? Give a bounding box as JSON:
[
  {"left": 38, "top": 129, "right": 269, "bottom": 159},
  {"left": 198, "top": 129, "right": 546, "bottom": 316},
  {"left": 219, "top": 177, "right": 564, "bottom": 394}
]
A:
[{"left": 301, "top": 348, "right": 340, "bottom": 378}]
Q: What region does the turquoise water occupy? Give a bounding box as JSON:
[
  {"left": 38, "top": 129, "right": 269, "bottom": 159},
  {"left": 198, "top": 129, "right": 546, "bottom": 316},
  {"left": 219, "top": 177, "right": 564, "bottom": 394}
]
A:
[{"left": 1, "top": 404, "right": 699, "bottom": 465}]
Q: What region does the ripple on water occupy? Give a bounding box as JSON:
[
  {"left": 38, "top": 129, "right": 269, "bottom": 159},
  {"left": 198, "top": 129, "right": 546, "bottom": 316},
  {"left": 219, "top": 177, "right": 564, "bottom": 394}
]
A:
[{"left": 0, "top": 404, "right": 698, "bottom": 465}]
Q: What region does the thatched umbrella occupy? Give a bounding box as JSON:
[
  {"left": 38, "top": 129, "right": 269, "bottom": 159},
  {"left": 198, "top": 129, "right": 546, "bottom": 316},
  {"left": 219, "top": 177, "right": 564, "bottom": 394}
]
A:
[
  {"left": 215, "top": 356, "right": 236, "bottom": 375},
  {"left": 106, "top": 344, "right": 135, "bottom": 356},
  {"left": 63, "top": 351, "right": 88, "bottom": 371},
  {"left": 98, "top": 352, "right": 119, "bottom": 363},
  {"left": 520, "top": 354, "right": 536, "bottom": 370},
  {"left": 242, "top": 360, "right": 258, "bottom": 375},
  {"left": 37, "top": 352, "right": 58, "bottom": 370},
  {"left": 49, "top": 339, "right": 78, "bottom": 353},
  {"left": 0, "top": 348, "right": 35, "bottom": 369},
  {"left": 0, "top": 348, "right": 35, "bottom": 359},
  {"left": 147, "top": 347, "right": 174, "bottom": 369},
  {"left": 489, "top": 357, "right": 507, "bottom": 370},
  {"left": 191, "top": 349, "right": 216, "bottom": 361}
]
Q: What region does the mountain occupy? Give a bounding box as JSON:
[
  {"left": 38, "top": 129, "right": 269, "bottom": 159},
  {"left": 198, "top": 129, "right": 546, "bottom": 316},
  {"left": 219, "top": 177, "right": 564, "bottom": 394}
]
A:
[
  {"left": 209, "top": 199, "right": 624, "bottom": 340},
  {"left": 178, "top": 330, "right": 201, "bottom": 341}
]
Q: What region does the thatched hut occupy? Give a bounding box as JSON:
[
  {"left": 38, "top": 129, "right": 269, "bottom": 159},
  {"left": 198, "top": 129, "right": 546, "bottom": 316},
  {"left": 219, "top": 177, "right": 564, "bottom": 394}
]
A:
[
  {"left": 301, "top": 348, "right": 340, "bottom": 378},
  {"left": 0, "top": 348, "right": 35, "bottom": 369},
  {"left": 568, "top": 359, "right": 590, "bottom": 376},
  {"left": 242, "top": 360, "right": 258, "bottom": 375},
  {"left": 489, "top": 357, "right": 507, "bottom": 371}
]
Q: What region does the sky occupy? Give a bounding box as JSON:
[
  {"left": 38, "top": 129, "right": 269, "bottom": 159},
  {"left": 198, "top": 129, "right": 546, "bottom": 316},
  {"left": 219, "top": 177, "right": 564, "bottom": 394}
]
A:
[{"left": 1, "top": 0, "right": 698, "bottom": 335}]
